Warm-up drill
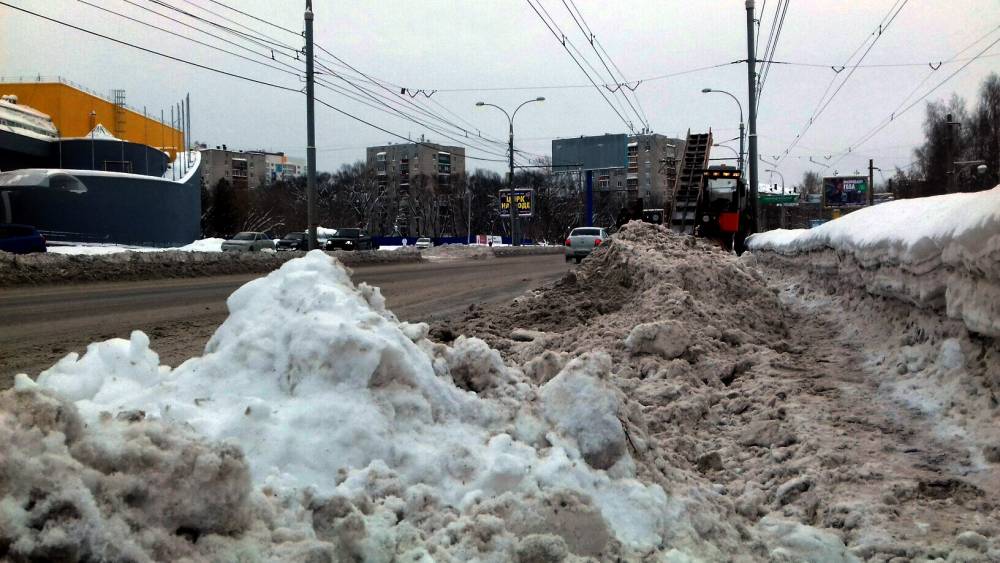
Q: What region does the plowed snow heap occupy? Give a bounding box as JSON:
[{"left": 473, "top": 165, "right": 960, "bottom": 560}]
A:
[{"left": 2, "top": 223, "right": 864, "bottom": 561}]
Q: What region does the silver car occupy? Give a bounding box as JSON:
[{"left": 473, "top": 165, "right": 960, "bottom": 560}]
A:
[
  {"left": 565, "top": 227, "right": 607, "bottom": 263},
  {"left": 221, "top": 231, "right": 274, "bottom": 252},
  {"left": 415, "top": 237, "right": 433, "bottom": 249}
]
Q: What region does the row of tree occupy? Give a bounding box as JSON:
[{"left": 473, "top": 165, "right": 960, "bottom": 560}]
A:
[{"left": 199, "top": 160, "right": 632, "bottom": 243}]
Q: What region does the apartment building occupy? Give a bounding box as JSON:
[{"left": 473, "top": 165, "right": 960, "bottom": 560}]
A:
[
  {"left": 199, "top": 147, "right": 304, "bottom": 189},
  {"left": 365, "top": 141, "right": 466, "bottom": 236},
  {"left": 551, "top": 133, "right": 684, "bottom": 208}
]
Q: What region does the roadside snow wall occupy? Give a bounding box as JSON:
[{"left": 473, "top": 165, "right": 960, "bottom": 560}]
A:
[
  {"left": 746, "top": 186, "right": 1000, "bottom": 476},
  {"left": 747, "top": 185, "right": 1000, "bottom": 337}
]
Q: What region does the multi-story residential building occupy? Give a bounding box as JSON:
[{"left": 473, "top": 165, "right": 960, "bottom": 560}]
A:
[
  {"left": 263, "top": 152, "right": 305, "bottom": 182},
  {"left": 199, "top": 147, "right": 303, "bottom": 189},
  {"left": 199, "top": 145, "right": 267, "bottom": 189},
  {"left": 365, "top": 141, "right": 466, "bottom": 236},
  {"left": 551, "top": 133, "right": 684, "bottom": 209}
]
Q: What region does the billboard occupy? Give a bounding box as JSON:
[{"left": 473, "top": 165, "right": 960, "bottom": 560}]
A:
[
  {"left": 823, "top": 176, "right": 868, "bottom": 207},
  {"left": 552, "top": 134, "right": 628, "bottom": 171},
  {"left": 499, "top": 188, "right": 533, "bottom": 217}
]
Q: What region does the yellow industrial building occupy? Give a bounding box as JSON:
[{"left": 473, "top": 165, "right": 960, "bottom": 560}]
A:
[{"left": 0, "top": 77, "right": 183, "bottom": 157}]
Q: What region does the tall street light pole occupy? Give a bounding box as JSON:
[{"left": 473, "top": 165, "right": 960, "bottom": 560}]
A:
[
  {"left": 476, "top": 97, "right": 545, "bottom": 246},
  {"left": 765, "top": 168, "right": 785, "bottom": 229},
  {"left": 745, "top": 0, "right": 759, "bottom": 235},
  {"left": 304, "top": 0, "right": 318, "bottom": 250},
  {"left": 701, "top": 88, "right": 744, "bottom": 174}
]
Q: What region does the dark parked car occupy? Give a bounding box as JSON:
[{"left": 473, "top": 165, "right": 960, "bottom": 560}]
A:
[
  {"left": 276, "top": 232, "right": 310, "bottom": 251},
  {"left": 325, "top": 228, "right": 378, "bottom": 251},
  {"left": 0, "top": 224, "right": 46, "bottom": 254}
]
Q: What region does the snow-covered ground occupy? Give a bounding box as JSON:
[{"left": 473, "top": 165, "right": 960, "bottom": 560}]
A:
[{"left": 47, "top": 237, "right": 225, "bottom": 255}]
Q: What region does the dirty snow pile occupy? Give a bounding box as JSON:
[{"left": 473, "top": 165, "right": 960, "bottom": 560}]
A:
[
  {"left": 439, "top": 220, "right": 1000, "bottom": 561},
  {"left": 8, "top": 250, "right": 704, "bottom": 560},
  {"left": 746, "top": 187, "right": 1000, "bottom": 496},
  {"left": 747, "top": 185, "right": 1000, "bottom": 336}
]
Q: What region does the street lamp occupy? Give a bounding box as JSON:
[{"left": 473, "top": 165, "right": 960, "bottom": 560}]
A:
[
  {"left": 712, "top": 144, "right": 739, "bottom": 162},
  {"left": 475, "top": 97, "right": 545, "bottom": 246},
  {"left": 765, "top": 168, "right": 787, "bottom": 229},
  {"left": 701, "top": 88, "right": 744, "bottom": 173}
]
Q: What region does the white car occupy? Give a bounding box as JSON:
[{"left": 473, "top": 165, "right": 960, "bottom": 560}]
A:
[
  {"left": 415, "top": 237, "right": 433, "bottom": 249},
  {"left": 565, "top": 227, "right": 607, "bottom": 263}
]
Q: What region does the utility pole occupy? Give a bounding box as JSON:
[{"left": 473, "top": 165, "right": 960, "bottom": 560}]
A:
[
  {"left": 868, "top": 159, "right": 874, "bottom": 206},
  {"left": 508, "top": 121, "right": 517, "bottom": 246},
  {"left": 305, "top": 0, "right": 318, "bottom": 250},
  {"left": 745, "top": 0, "right": 759, "bottom": 235}
]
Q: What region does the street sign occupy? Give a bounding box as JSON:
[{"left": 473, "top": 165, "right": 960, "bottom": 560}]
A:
[
  {"left": 758, "top": 194, "right": 798, "bottom": 205},
  {"left": 499, "top": 188, "right": 533, "bottom": 217}
]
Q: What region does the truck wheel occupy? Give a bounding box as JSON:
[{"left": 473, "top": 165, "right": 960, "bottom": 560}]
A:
[{"left": 574, "top": 257, "right": 582, "bottom": 264}]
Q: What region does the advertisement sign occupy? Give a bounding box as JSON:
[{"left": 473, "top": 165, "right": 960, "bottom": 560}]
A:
[
  {"left": 499, "top": 188, "right": 534, "bottom": 217},
  {"left": 823, "top": 176, "right": 868, "bottom": 207}
]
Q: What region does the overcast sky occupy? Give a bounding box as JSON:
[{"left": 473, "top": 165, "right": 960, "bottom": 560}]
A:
[{"left": 3, "top": 0, "right": 998, "bottom": 184}]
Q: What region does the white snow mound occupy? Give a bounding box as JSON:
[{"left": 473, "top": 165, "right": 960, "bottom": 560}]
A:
[
  {"left": 747, "top": 186, "right": 1000, "bottom": 335},
  {"left": 36, "top": 250, "right": 676, "bottom": 553}
]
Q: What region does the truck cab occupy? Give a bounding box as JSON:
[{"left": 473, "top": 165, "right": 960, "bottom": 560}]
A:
[{"left": 696, "top": 166, "right": 746, "bottom": 247}]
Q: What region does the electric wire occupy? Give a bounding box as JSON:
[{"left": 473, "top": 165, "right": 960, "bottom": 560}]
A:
[
  {"left": 0, "top": 1, "right": 302, "bottom": 92},
  {"left": 76, "top": 0, "right": 301, "bottom": 79},
  {"left": 525, "top": 0, "right": 635, "bottom": 132},
  {"left": 118, "top": 0, "right": 305, "bottom": 72},
  {"left": 561, "top": 0, "right": 649, "bottom": 130},
  {"left": 775, "top": 0, "right": 909, "bottom": 162},
  {"left": 173, "top": 1, "right": 534, "bottom": 162},
  {"left": 0, "top": 1, "right": 514, "bottom": 166},
  {"left": 827, "top": 31, "right": 1000, "bottom": 168},
  {"left": 201, "top": 0, "right": 303, "bottom": 37},
  {"left": 313, "top": 59, "right": 530, "bottom": 164},
  {"left": 147, "top": 0, "right": 302, "bottom": 57},
  {"left": 755, "top": 0, "right": 789, "bottom": 109}
]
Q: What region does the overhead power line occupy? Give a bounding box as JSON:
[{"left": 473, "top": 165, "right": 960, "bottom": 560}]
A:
[
  {"left": 775, "top": 0, "right": 909, "bottom": 163},
  {"left": 115, "top": 0, "right": 304, "bottom": 70},
  {"left": 314, "top": 97, "right": 507, "bottom": 163},
  {"left": 201, "top": 0, "right": 302, "bottom": 37},
  {"left": 827, "top": 29, "right": 1000, "bottom": 167},
  {"left": 525, "top": 0, "right": 635, "bottom": 133},
  {"left": 0, "top": 2, "right": 515, "bottom": 166},
  {"left": 76, "top": 0, "right": 301, "bottom": 79},
  {"left": 147, "top": 0, "right": 301, "bottom": 57},
  {"left": 560, "top": 0, "right": 649, "bottom": 131},
  {"left": 755, "top": 0, "right": 789, "bottom": 109},
  {"left": 407, "top": 60, "right": 741, "bottom": 93},
  {"left": 0, "top": 1, "right": 302, "bottom": 92}
]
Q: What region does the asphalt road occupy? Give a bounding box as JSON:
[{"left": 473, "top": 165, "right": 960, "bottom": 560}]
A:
[{"left": 0, "top": 253, "right": 569, "bottom": 386}]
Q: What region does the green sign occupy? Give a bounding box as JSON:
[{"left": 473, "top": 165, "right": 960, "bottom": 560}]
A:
[{"left": 758, "top": 194, "right": 798, "bottom": 205}]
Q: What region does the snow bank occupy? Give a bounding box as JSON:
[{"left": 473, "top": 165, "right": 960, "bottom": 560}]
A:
[
  {"left": 48, "top": 237, "right": 225, "bottom": 255},
  {"left": 29, "top": 250, "right": 677, "bottom": 558},
  {"left": 748, "top": 186, "right": 1000, "bottom": 336}
]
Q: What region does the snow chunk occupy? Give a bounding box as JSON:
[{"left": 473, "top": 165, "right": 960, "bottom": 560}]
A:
[
  {"left": 625, "top": 320, "right": 690, "bottom": 359},
  {"left": 540, "top": 353, "right": 627, "bottom": 470}
]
